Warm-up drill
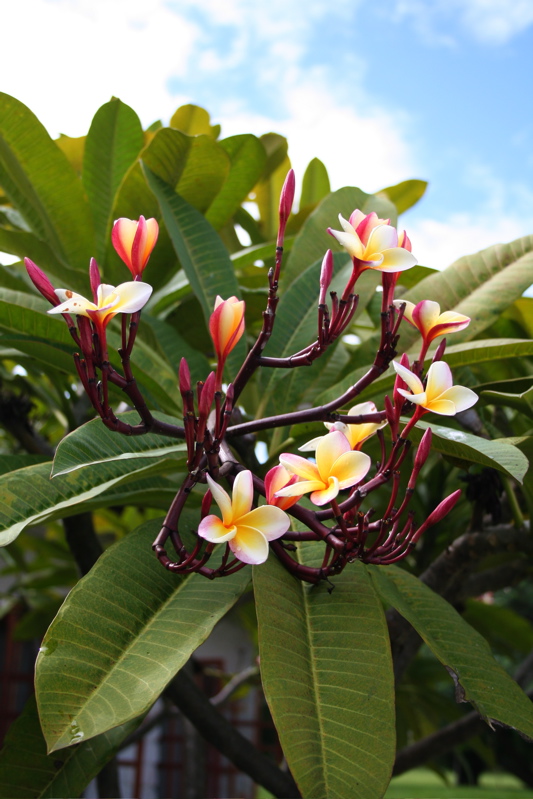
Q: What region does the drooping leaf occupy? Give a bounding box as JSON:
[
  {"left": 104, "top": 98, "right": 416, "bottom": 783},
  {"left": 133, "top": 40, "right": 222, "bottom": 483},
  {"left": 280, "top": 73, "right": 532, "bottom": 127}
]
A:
[
  {"left": 254, "top": 546, "right": 395, "bottom": 799},
  {"left": 408, "top": 419, "right": 529, "bottom": 483},
  {"left": 481, "top": 385, "right": 533, "bottom": 420},
  {"left": 36, "top": 519, "right": 250, "bottom": 752},
  {"left": 0, "top": 449, "right": 185, "bottom": 547},
  {"left": 0, "top": 92, "right": 95, "bottom": 271},
  {"left": 377, "top": 179, "right": 428, "bottom": 214},
  {"left": 52, "top": 411, "right": 185, "bottom": 476},
  {"left": 0, "top": 695, "right": 141, "bottom": 799},
  {"left": 82, "top": 98, "right": 144, "bottom": 260},
  {"left": 370, "top": 566, "right": 533, "bottom": 739}
]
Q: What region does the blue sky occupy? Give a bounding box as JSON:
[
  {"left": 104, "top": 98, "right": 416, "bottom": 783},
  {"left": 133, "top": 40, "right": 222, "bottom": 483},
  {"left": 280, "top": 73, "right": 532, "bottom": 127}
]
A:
[{"left": 4, "top": 0, "right": 533, "bottom": 268}]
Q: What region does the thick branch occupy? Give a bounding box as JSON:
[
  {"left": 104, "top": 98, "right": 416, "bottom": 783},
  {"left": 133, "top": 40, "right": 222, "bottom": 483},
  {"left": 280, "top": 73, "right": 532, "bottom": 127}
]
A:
[{"left": 164, "top": 669, "right": 300, "bottom": 798}]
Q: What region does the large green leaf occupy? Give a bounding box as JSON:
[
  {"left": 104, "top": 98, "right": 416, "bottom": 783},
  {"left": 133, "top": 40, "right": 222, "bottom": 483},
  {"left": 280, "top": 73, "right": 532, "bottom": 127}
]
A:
[
  {"left": 170, "top": 103, "right": 220, "bottom": 138},
  {"left": 254, "top": 545, "right": 395, "bottom": 799},
  {"left": 0, "top": 448, "right": 185, "bottom": 547},
  {"left": 143, "top": 165, "right": 246, "bottom": 375},
  {"left": 36, "top": 519, "right": 250, "bottom": 752},
  {"left": 52, "top": 411, "right": 184, "bottom": 476},
  {"left": 283, "top": 186, "right": 397, "bottom": 287},
  {"left": 0, "top": 93, "right": 95, "bottom": 271},
  {"left": 402, "top": 234, "right": 533, "bottom": 343},
  {"left": 205, "top": 134, "right": 266, "bottom": 230},
  {"left": 175, "top": 134, "right": 229, "bottom": 213},
  {"left": 370, "top": 566, "right": 533, "bottom": 739},
  {"left": 481, "top": 385, "right": 533, "bottom": 420},
  {"left": 0, "top": 695, "right": 140, "bottom": 799},
  {"left": 407, "top": 420, "right": 529, "bottom": 483},
  {"left": 82, "top": 99, "right": 144, "bottom": 260},
  {"left": 299, "top": 158, "right": 331, "bottom": 210},
  {"left": 0, "top": 228, "right": 87, "bottom": 293}
]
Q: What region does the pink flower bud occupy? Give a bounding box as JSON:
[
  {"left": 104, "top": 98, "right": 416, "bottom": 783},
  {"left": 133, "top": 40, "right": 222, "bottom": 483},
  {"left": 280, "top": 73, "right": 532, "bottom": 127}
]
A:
[
  {"left": 279, "top": 169, "right": 295, "bottom": 225},
  {"left": 24, "top": 258, "right": 59, "bottom": 306},
  {"left": 319, "top": 250, "right": 334, "bottom": 305},
  {"left": 201, "top": 488, "right": 213, "bottom": 519},
  {"left": 413, "top": 427, "right": 432, "bottom": 472},
  {"left": 198, "top": 372, "right": 216, "bottom": 421},
  {"left": 412, "top": 489, "right": 462, "bottom": 542},
  {"left": 179, "top": 357, "right": 191, "bottom": 393},
  {"left": 112, "top": 216, "right": 159, "bottom": 278},
  {"left": 89, "top": 257, "right": 101, "bottom": 303}
]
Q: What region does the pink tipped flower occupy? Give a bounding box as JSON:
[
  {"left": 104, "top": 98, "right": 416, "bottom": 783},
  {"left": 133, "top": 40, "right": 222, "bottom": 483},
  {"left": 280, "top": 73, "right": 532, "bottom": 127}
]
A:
[
  {"left": 264, "top": 464, "right": 303, "bottom": 510},
  {"left": 25, "top": 258, "right": 60, "bottom": 306},
  {"left": 393, "top": 299, "right": 470, "bottom": 344},
  {"left": 198, "top": 471, "right": 290, "bottom": 565},
  {"left": 392, "top": 360, "right": 478, "bottom": 416},
  {"left": 112, "top": 216, "right": 159, "bottom": 278},
  {"left": 48, "top": 281, "right": 152, "bottom": 331},
  {"left": 328, "top": 210, "right": 417, "bottom": 274},
  {"left": 301, "top": 401, "right": 387, "bottom": 452},
  {"left": 209, "top": 296, "right": 245, "bottom": 386},
  {"left": 277, "top": 430, "right": 371, "bottom": 507}
]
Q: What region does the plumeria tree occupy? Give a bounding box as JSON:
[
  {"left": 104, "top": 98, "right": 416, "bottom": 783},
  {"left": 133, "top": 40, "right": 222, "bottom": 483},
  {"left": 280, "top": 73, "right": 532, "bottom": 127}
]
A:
[{"left": 0, "top": 93, "right": 532, "bottom": 798}]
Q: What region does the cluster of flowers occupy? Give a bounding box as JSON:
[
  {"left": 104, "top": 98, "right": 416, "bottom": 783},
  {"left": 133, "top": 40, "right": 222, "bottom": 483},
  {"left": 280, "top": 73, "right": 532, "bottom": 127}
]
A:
[{"left": 25, "top": 172, "right": 478, "bottom": 582}]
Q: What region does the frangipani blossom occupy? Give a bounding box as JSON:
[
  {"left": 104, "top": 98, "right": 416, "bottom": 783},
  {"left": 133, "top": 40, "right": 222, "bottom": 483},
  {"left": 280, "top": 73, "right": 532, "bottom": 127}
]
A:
[
  {"left": 277, "top": 431, "right": 371, "bottom": 506},
  {"left": 198, "top": 471, "right": 290, "bottom": 565},
  {"left": 112, "top": 216, "right": 159, "bottom": 278},
  {"left": 393, "top": 299, "right": 470, "bottom": 343},
  {"left": 328, "top": 210, "right": 417, "bottom": 274},
  {"left": 48, "top": 281, "right": 152, "bottom": 329},
  {"left": 300, "top": 401, "right": 387, "bottom": 452},
  {"left": 393, "top": 360, "right": 478, "bottom": 416},
  {"left": 209, "top": 296, "right": 245, "bottom": 361},
  {"left": 264, "top": 464, "right": 303, "bottom": 510}
]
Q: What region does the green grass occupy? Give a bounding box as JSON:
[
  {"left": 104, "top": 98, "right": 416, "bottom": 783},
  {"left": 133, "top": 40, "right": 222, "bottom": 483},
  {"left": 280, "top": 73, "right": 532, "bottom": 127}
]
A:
[{"left": 385, "top": 768, "right": 533, "bottom": 798}]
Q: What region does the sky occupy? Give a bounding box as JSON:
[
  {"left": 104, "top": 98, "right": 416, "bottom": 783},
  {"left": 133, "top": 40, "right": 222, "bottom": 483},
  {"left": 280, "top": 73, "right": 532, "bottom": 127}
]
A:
[{"left": 3, "top": 0, "right": 533, "bottom": 269}]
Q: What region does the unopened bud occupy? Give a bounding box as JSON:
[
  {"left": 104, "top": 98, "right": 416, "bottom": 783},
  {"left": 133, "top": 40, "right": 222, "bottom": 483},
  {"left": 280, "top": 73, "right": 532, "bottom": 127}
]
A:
[
  {"left": 278, "top": 169, "right": 296, "bottom": 225},
  {"left": 201, "top": 488, "right": 213, "bottom": 519},
  {"left": 89, "top": 258, "right": 101, "bottom": 303},
  {"left": 179, "top": 357, "right": 191, "bottom": 393},
  {"left": 413, "top": 427, "right": 432, "bottom": 471},
  {"left": 413, "top": 489, "right": 462, "bottom": 541},
  {"left": 198, "top": 371, "right": 216, "bottom": 420},
  {"left": 432, "top": 338, "right": 447, "bottom": 363},
  {"left": 24, "top": 258, "right": 59, "bottom": 306},
  {"left": 319, "top": 250, "right": 334, "bottom": 305}
]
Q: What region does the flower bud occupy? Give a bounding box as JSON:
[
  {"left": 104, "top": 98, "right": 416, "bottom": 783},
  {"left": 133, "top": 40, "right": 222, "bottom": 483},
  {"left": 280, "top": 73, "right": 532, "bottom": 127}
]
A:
[
  {"left": 265, "top": 464, "right": 302, "bottom": 510},
  {"left": 24, "top": 258, "right": 59, "bottom": 306},
  {"left": 112, "top": 216, "right": 159, "bottom": 278}
]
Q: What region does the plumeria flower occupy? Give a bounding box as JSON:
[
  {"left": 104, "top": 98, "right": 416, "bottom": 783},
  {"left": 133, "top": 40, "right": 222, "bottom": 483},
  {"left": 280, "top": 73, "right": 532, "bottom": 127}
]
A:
[
  {"left": 276, "top": 431, "right": 371, "bottom": 507},
  {"left": 328, "top": 210, "right": 417, "bottom": 274},
  {"left": 198, "top": 471, "right": 290, "bottom": 565},
  {"left": 300, "top": 401, "right": 387, "bottom": 452},
  {"left": 264, "top": 464, "right": 303, "bottom": 510},
  {"left": 112, "top": 216, "right": 159, "bottom": 278},
  {"left": 393, "top": 299, "right": 470, "bottom": 344},
  {"left": 392, "top": 360, "right": 478, "bottom": 416},
  {"left": 48, "top": 281, "right": 153, "bottom": 330}
]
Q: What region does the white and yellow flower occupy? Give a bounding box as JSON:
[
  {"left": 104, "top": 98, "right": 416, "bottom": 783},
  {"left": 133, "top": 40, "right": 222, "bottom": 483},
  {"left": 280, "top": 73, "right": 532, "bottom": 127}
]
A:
[
  {"left": 48, "top": 281, "right": 152, "bottom": 329},
  {"left": 300, "top": 401, "right": 387, "bottom": 452},
  {"left": 393, "top": 299, "right": 470, "bottom": 343},
  {"left": 276, "top": 430, "right": 371, "bottom": 506},
  {"left": 393, "top": 360, "right": 478, "bottom": 416},
  {"left": 328, "top": 210, "right": 417, "bottom": 273},
  {"left": 198, "top": 471, "right": 290, "bottom": 565}
]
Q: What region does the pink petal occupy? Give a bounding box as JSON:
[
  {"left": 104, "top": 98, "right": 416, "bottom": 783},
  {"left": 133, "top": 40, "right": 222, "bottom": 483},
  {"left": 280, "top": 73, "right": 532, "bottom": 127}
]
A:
[
  {"left": 412, "top": 300, "right": 441, "bottom": 336},
  {"left": 198, "top": 514, "right": 235, "bottom": 543}
]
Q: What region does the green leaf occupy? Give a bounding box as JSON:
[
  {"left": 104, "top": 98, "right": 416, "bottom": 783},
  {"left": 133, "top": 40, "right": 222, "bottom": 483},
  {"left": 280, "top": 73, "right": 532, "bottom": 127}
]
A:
[
  {"left": 170, "top": 104, "right": 220, "bottom": 138},
  {"left": 0, "top": 227, "right": 87, "bottom": 293},
  {"left": 143, "top": 165, "right": 246, "bottom": 375},
  {"left": 254, "top": 546, "right": 395, "bottom": 799},
  {"left": 481, "top": 385, "right": 533, "bottom": 420},
  {"left": 409, "top": 419, "right": 529, "bottom": 483},
  {"left": 0, "top": 449, "right": 185, "bottom": 547},
  {"left": 0, "top": 92, "right": 95, "bottom": 271},
  {"left": 82, "top": 99, "right": 144, "bottom": 261},
  {"left": 0, "top": 695, "right": 140, "bottom": 799},
  {"left": 52, "top": 411, "right": 185, "bottom": 476},
  {"left": 402, "top": 234, "right": 533, "bottom": 343},
  {"left": 175, "top": 135, "right": 229, "bottom": 213},
  {"left": 283, "top": 186, "right": 397, "bottom": 288},
  {"left": 205, "top": 134, "right": 267, "bottom": 230},
  {"left": 36, "top": 519, "right": 250, "bottom": 751},
  {"left": 377, "top": 179, "right": 428, "bottom": 214},
  {"left": 299, "top": 158, "right": 331, "bottom": 209},
  {"left": 370, "top": 566, "right": 533, "bottom": 739}
]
